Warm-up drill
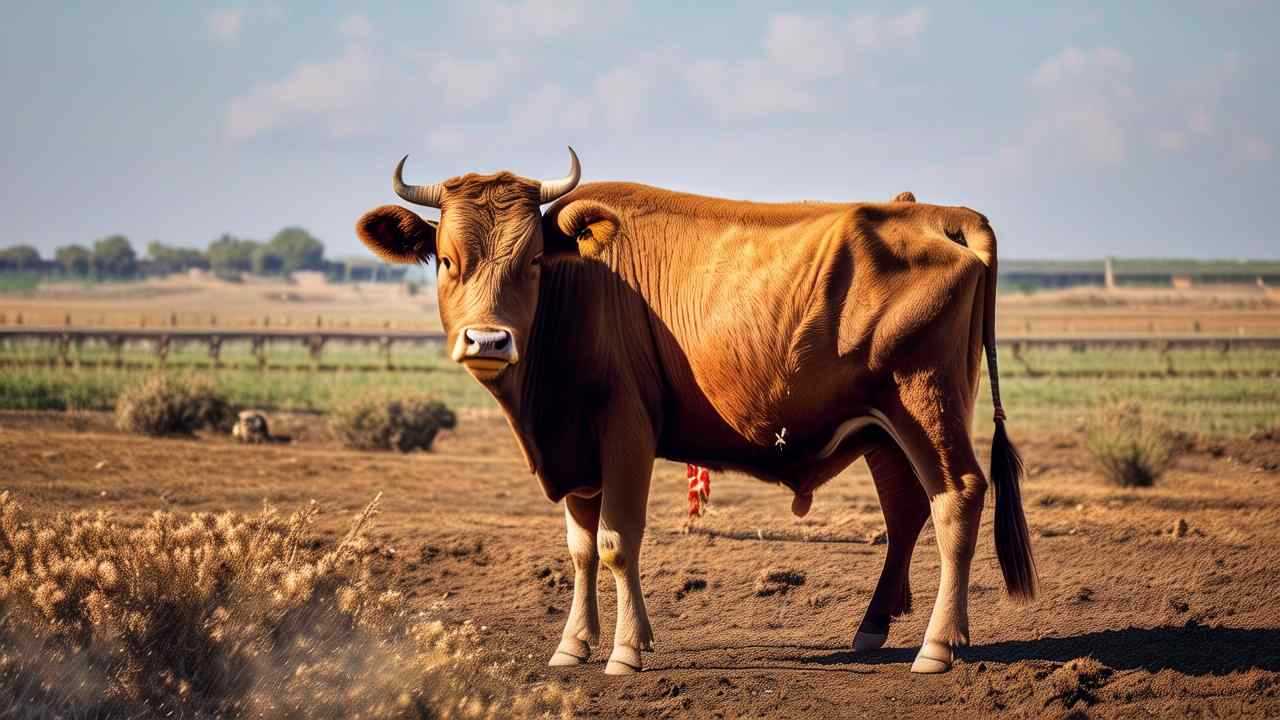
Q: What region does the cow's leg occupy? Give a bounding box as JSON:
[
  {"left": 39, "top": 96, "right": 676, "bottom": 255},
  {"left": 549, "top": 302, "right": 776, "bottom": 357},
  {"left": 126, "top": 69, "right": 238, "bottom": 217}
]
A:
[
  {"left": 887, "top": 375, "right": 987, "bottom": 674},
  {"left": 549, "top": 493, "right": 601, "bottom": 666},
  {"left": 853, "top": 442, "right": 931, "bottom": 652},
  {"left": 597, "top": 429, "right": 656, "bottom": 674}
]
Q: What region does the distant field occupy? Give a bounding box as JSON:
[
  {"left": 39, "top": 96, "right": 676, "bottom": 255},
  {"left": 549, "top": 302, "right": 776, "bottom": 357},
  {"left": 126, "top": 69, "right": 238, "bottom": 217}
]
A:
[{"left": 2, "top": 277, "right": 1278, "bottom": 437}]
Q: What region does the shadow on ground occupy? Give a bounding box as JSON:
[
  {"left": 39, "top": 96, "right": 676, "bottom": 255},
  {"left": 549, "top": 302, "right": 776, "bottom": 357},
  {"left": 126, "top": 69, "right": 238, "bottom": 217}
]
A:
[{"left": 782, "top": 625, "right": 1280, "bottom": 675}]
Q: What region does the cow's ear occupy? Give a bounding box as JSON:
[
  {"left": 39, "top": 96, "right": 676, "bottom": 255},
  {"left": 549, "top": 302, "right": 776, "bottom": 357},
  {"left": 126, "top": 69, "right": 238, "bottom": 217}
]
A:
[
  {"left": 891, "top": 191, "right": 917, "bottom": 203},
  {"left": 543, "top": 199, "right": 620, "bottom": 260},
  {"left": 355, "top": 205, "right": 437, "bottom": 264}
]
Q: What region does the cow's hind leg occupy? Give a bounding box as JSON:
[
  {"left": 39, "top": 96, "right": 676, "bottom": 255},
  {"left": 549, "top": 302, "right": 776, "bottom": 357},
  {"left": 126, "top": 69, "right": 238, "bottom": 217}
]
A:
[
  {"left": 853, "top": 442, "right": 931, "bottom": 652},
  {"left": 549, "top": 494, "right": 601, "bottom": 666},
  {"left": 887, "top": 373, "right": 988, "bottom": 674}
]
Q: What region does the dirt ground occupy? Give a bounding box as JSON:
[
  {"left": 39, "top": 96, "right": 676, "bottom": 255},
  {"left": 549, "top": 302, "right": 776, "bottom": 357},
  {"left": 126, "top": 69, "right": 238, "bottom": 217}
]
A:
[{"left": 3, "top": 410, "right": 1279, "bottom": 718}]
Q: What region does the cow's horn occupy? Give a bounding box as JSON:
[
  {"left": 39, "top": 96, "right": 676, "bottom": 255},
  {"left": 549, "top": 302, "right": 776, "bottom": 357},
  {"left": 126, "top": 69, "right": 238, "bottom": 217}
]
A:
[
  {"left": 538, "top": 146, "right": 581, "bottom": 204},
  {"left": 393, "top": 155, "right": 444, "bottom": 208}
]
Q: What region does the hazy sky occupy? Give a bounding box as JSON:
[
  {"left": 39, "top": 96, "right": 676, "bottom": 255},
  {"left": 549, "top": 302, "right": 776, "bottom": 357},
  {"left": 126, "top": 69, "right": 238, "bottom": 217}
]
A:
[{"left": 2, "top": 2, "right": 1276, "bottom": 260}]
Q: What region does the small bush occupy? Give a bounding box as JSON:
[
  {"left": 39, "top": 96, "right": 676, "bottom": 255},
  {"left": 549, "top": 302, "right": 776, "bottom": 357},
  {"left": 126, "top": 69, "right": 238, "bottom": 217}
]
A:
[
  {"left": 330, "top": 394, "right": 457, "bottom": 452},
  {"left": 0, "top": 491, "right": 575, "bottom": 719},
  {"left": 1085, "top": 401, "right": 1178, "bottom": 487},
  {"left": 114, "top": 374, "right": 234, "bottom": 436}
]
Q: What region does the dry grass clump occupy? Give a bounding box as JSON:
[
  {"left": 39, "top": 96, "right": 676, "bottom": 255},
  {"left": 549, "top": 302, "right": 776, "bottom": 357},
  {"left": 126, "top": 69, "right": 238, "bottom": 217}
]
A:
[
  {"left": 330, "top": 393, "right": 457, "bottom": 452},
  {"left": 0, "top": 492, "right": 574, "bottom": 719},
  {"left": 114, "top": 374, "right": 234, "bottom": 436},
  {"left": 754, "top": 568, "right": 806, "bottom": 596},
  {"left": 1043, "top": 656, "right": 1113, "bottom": 709},
  {"left": 1085, "top": 401, "right": 1179, "bottom": 487}
]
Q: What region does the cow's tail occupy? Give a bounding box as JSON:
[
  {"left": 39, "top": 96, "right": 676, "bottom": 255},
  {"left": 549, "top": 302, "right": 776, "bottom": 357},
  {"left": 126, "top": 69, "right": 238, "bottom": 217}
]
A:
[{"left": 961, "top": 212, "right": 1038, "bottom": 602}]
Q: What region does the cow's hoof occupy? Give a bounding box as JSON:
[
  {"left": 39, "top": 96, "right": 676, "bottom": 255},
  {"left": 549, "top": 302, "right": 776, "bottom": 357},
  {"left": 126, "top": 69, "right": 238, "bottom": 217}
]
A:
[
  {"left": 852, "top": 630, "right": 887, "bottom": 653},
  {"left": 604, "top": 645, "right": 643, "bottom": 675},
  {"left": 910, "top": 640, "right": 953, "bottom": 674},
  {"left": 548, "top": 638, "right": 591, "bottom": 666}
]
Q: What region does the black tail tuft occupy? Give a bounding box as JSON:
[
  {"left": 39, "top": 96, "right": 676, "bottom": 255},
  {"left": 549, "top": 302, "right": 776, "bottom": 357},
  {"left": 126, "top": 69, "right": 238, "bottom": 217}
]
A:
[{"left": 992, "top": 418, "right": 1037, "bottom": 601}]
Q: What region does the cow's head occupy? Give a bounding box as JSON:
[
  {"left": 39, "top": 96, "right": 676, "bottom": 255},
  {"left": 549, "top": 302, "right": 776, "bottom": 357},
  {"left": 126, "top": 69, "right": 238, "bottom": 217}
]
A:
[{"left": 355, "top": 149, "right": 581, "bottom": 383}]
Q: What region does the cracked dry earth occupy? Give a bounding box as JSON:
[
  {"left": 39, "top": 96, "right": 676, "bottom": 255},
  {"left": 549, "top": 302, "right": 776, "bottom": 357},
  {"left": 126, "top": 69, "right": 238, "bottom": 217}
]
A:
[{"left": 3, "top": 410, "right": 1279, "bottom": 718}]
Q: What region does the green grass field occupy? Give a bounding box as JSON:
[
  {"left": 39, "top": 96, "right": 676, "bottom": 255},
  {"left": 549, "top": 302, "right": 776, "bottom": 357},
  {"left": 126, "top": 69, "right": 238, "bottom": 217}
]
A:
[{"left": 1, "top": 342, "right": 1277, "bottom": 437}]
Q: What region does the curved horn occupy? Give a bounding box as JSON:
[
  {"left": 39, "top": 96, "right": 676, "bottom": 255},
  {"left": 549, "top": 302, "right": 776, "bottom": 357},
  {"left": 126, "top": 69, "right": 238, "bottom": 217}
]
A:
[
  {"left": 393, "top": 155, "right": 445, "bottom": 208},
  {"left": 538, "top": 146, "right": 581, "bottom": 204}
]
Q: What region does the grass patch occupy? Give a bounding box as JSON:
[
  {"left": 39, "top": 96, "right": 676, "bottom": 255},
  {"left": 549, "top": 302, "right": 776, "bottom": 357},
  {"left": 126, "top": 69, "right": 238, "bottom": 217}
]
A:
[
  {"left": 1084, "top": 401, "right": 1180, "bottom": 487},
  {"left": 0, "top": 491, "right": 575, "bottom": 719},
  {"left": 330, "top": 394, "right": 458, "bottom": 452},
  {"left": 114, "top": 374, "right": 234, "bottom": 436}
]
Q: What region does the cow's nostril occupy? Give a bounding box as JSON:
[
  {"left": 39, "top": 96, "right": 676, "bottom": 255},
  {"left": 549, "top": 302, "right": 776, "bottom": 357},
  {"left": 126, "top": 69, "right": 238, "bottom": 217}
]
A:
[{"left": 493, "top": 334, "right": 510, "bottom": 351}]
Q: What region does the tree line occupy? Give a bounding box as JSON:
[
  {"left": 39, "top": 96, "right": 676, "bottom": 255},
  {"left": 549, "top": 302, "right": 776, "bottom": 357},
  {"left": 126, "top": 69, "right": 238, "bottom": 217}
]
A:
[{"left": 0, "top": 228, "right": 407, "bottom": 282}]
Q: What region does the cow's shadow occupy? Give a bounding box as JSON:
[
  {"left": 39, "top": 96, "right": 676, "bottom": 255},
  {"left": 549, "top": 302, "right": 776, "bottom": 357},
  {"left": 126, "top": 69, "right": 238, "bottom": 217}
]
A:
[{"left": 794, "top": 625, "right": 1280, "bottom": 676}]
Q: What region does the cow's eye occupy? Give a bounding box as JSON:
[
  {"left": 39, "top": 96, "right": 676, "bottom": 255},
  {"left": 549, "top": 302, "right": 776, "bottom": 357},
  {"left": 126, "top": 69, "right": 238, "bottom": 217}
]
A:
[
  {"left": 439, "top": 256, "right": 454, "bottom": 274},
  {"left": 578, "top": 228, "right": 594, "bottom": 242},
  {"left": 530, "top": 252, "right": 543, "bottom": 267}
]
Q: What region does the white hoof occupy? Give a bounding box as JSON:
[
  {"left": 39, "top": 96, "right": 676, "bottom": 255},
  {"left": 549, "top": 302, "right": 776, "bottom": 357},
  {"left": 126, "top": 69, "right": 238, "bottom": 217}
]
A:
[
  {"left": 548, "top": 637, "right": 591, "bottom": 667},
  {"left": 852, "top": 630, "right": 887, "bottom": 653},
  {"left": 910, "top": 640, "right": 954, "bottom": 674},
  {"left": 604, "top": 645, "right": 643, "bottom": 675}
]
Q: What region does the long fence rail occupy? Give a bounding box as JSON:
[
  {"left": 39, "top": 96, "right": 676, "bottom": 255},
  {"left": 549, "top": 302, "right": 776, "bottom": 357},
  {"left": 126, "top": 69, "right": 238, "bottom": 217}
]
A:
[{"left": 2, "top": 327, "right": 1279, "bottom": 376}]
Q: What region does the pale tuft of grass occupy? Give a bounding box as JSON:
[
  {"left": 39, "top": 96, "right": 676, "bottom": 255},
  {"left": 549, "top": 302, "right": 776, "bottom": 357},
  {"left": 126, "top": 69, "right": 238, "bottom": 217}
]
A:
[
  {"left": 114, "top": 374, "right": 235, "bottom": 436},
  {"left": 0, "top": 491, "right": 575, "bottom": 719},
  {"left": 330, "top": 393, "right": 457, "bottom": 452},
  {"left": 1085, "top": 401, "right": 1180, "bottom": 487}
]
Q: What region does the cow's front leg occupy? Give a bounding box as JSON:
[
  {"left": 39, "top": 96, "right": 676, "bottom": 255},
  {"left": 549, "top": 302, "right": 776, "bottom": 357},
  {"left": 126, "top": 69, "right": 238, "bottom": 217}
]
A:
[
  {"left": 549, "top": 493, "right": 601, "bottom": 666},
  {"left": 598, "top": 452, "right": 655, "bottom": 674}
]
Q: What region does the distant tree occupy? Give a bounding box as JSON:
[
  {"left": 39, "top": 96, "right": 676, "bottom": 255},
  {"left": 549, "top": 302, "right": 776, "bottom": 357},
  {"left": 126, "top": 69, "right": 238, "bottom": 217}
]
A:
[
  {"left": 0, "top": 245, "right": 42, "bottom": 272},
  {"left": 146, "top": 241, "right": 209, "bottom": 275},
  {"left": 267, "top": 227, "right": 325, "bottom": 273},
  {"left": 92, "top": 235, "right": 137, "bottom": 278},
  {"left": 251, "top": 246, "right": 286, "bottom": 276},
  {"left": 55, "top": 245, "right": 93, "bottom": 276},
  {"left": 207, "top": 234, "right": 259, "bottom": 274}
]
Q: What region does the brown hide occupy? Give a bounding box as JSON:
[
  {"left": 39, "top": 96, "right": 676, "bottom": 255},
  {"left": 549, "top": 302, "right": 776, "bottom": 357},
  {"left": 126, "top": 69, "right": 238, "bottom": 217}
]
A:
[{"left": 506, "top": 182, "right": 994, "bottom": 501}]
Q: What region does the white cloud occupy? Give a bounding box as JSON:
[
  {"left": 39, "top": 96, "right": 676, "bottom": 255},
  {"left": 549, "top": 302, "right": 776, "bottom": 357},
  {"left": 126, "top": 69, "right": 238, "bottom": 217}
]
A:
[
  {"left": 687, "top": 59, "right": 818, "bottom": 118},
  {"left": 476, "top": 0, "right": 628, "bottom": 40},
  {"left": 425, "top": 53, "right": 517, "bottom": 110},
  {"left": 205, "top": 5, "right": 282, "bottom": 45},
  {"left": 1020, "top": 46, "right": 1137, "bottom": 167},
  {"left": 206, "top": 8, "right": 245, "bottom": 44},
  {"left": 225, "top": 20, "right": 375, "bottom": 140},
  {"left": 686, "top": 8, "right": 928, "bottom": 118},
  {"left": 765, "top": 14, "right": 847, "bottom": 78},
  {"left": 508, "top": 83, "right": 592, "bottom": 140},
  {"left": 339, "top": 14, "right": 373, "bottom": 42}
]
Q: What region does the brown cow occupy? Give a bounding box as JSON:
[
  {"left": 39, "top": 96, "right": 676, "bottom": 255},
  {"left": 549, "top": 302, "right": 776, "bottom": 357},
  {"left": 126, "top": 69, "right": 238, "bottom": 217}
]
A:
[{"left": 355, "top": 150, "right": 1036, "bottom": 675}]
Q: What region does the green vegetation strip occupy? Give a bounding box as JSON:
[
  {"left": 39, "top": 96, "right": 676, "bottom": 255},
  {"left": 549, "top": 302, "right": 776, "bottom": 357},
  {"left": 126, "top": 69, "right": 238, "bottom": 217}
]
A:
[{"left": 0, "top": 346, "right": 1276, "bottom": 438}]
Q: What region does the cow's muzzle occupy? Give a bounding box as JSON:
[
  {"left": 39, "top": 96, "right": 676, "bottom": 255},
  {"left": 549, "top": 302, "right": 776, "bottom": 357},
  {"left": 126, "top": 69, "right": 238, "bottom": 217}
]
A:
[{"left": 455, "top": 326, "right": 518, "bottom": 380}]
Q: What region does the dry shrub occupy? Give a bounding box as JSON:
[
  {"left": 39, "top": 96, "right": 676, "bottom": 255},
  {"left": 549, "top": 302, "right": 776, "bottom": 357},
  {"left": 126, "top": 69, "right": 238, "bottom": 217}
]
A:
[
  {"left": 114, "top": 374, "right": 234, "bottom": 437},
  {"left": 0, "top": 492, "right": 574, "bottom": 719},
  {"left": 1085, "top": 401, "right": 1178, "bottom": 487},
  {"left": 331, "top": 394, "right": 457, "bottom": 452}
]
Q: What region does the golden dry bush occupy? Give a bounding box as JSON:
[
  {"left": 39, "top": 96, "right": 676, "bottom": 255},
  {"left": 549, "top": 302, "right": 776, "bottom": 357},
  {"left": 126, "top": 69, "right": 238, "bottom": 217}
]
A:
[
  {"left": 0, "top": 492, "right": 575, "bottom": 719},
  {"left": 330, "top": 394, "right": 457, "bottom": 452},
  {"left": 114, "top": 374, "right": 235, "bottom": 436},
  {"left": 1085, "top": 401, "right": 1179, "bottom": 488}
]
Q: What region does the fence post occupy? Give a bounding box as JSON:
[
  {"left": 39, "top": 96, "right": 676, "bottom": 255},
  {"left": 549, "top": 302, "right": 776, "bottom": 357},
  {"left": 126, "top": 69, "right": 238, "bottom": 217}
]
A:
[
  {"left": 307, "top": 335, "right": 326, "bottom": 370},
  {"left": 155, "top": 336, "right": 170, "bottom": 366},
  {"left": 252, "top": 336, "right": 267, "bottom": 371},
  {"left": 57, "top": 334, "right": 72, "bottom": 368},
  {"left": 208, "top": 337, "right": 223, "bottom": 369},
  {"left": 379, "top": 336, "right": 394, "bottom": 370},
  {"left": 108, "top": 336, "right": 124, "bottom": 368}
]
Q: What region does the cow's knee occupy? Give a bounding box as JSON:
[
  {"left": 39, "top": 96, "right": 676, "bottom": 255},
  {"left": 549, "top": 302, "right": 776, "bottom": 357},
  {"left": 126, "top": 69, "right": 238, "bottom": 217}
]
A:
[{"left": 597, "top": 527, "right": 631, "bottom": 574}]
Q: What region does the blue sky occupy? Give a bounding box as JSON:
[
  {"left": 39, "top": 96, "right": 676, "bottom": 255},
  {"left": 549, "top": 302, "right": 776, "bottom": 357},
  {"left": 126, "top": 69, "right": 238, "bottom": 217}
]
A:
[{"left": 2, "top": 2, "right": 1276, "bottom": 260}]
